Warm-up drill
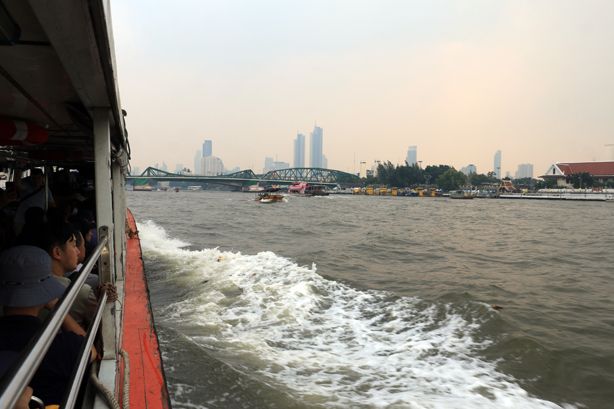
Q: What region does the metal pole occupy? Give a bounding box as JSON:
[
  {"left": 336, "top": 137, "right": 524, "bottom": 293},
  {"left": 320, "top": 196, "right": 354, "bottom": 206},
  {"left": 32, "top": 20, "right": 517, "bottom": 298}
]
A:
[
  {"left": 61, "top": 292, "right": 108, "bottom": 409},
  {"left": 93, "top": 108, "right": 117, "bottom": 363},
  {"left": 93, "top": 108, "right": 115, "bottom": 279}
]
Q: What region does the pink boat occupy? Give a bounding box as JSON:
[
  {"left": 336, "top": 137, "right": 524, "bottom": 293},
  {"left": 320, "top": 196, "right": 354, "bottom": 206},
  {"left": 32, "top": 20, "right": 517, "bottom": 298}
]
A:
[
  {"left": 288, "top": 181, "right": 308, "bottom": 194},
  {"left": 288, "top": 182, "right": 329, "bottom": 196}
]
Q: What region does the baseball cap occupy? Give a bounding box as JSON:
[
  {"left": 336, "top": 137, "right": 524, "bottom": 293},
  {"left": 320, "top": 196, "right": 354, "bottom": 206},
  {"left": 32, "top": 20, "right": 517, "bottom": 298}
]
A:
[{"left": 0, "top": 245, "right": 66, "bottom": 307}]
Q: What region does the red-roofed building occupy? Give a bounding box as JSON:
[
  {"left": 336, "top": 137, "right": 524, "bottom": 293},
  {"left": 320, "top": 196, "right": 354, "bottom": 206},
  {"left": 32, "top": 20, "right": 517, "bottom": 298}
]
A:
[{"left": 541, "top": 161, "right": 614, "bottom": 187}]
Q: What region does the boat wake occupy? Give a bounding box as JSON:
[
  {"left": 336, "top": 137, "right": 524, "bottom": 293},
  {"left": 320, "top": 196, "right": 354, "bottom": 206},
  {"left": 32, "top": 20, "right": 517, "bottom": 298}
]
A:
[{"left": 139, "top": 220, "right": 570, "bottom": 409}]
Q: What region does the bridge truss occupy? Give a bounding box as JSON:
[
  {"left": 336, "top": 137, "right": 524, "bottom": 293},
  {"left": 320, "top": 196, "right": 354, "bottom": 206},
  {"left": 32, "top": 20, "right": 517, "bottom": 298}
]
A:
[
  {"left": 132, "top": 167, "right": 358, "bottom": 186},
  {"left": 261, "top": 168, "right": 357, "bottom": 184}
]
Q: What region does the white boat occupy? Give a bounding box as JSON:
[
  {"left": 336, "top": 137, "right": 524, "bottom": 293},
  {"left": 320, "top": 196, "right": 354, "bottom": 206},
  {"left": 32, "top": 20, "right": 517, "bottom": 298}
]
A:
[
  {"left": 449, "top": 190, "right": 475, "bottom": 199},
  {"left": 246, "top": 184, "right": 265, "bottom": 192},
  {"left": 187, "top": 185, "right": 203, "bottom": 191}
]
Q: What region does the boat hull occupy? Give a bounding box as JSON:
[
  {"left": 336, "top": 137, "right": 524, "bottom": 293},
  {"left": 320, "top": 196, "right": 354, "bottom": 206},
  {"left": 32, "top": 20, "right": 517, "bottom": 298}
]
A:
[{"left": 122, "top": 209, "right": 171, "bottom": 409}]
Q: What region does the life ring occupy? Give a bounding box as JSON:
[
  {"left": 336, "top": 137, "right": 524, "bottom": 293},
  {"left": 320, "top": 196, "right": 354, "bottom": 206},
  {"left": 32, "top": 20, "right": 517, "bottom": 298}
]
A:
[{"left": 0, "top": 118, "right": 48, "bottom": 146}]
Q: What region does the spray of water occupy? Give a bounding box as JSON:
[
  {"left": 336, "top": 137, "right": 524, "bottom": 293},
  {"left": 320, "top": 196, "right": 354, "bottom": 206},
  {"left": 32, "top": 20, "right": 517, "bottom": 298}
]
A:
[{"left": 139, "top": 220, "right": 570, "bottom": 409}]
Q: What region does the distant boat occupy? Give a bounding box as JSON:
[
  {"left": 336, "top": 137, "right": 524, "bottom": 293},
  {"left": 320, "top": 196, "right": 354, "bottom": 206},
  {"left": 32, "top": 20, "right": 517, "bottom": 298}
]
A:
[
  {"left": 245, "top": 184, "right": 266, "bottom": 192},
  {"left": 449, "top": 190, "right": 475, "bottom": 199},
  {"left": 288, "top": 181, "right": 308, "bottom": 194},
  {"left": 187, "top": 185, "right": 202, "bottom": 191},
  {"left": 133, "top": 184, "right": 153, "bottom": 192},
  {"left": 256, "top": 192, "right": 285, "bottom": 203},
  {"left": 288, "top": 182, "right": 329, "bottom": 196},
  {"left": 304, "top": 185, "right": 329, "bottom": 196},
  {"left": 475, "top": 189, "right": 499, "bottom": 198}
]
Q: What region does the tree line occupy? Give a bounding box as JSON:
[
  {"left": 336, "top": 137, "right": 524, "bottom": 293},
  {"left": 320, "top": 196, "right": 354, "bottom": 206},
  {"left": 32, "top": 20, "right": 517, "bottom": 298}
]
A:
[
  {"left": 363, "top": 162, "right": 614, "bottom": 190},
  {"left": 364, "top": 162, "right": 488, "bottom": 190}
]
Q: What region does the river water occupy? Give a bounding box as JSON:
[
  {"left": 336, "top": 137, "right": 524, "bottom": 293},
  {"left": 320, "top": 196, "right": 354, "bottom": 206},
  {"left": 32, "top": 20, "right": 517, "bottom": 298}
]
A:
[{"left": 128, "top": 191, "right": 614, "bottom": 409}]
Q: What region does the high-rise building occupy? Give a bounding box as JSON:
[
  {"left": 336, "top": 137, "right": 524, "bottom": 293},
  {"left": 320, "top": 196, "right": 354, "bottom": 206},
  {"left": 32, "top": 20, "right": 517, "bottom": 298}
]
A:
[
  {"left": 294, "top": 133, "right": 305, "bottom": 167},
  {"left": 515, "top": 163, "right": 534, "bottom": 179},
  {"left": 264, "top": 157, "right": 274, "bottom": 173},
  {"left": 310, "top": 126, "right": 323, "bottom": 168},
  {"left": 203, "top": 140, "right": 212, "bottom": 157},
  {"left": 201, "top": 156, "right": 224, "bottom": 176},
  {"left": 494, "top": 150, "right": 502, "bottom": 179},
  {"left": 406, "top": 146, "right": 417, "bottom": 166},
  {"left": 359, "top": 161, "right": 367, "bottom": 178},
  {"left": 263, "top": 157, "right": 289, "bottom": 173},
  {"left": 193, "top": 150, "right": 202, "bottom": 175},
  {"left": 461, "top": 164, "right": 477, "bottom": 176}
]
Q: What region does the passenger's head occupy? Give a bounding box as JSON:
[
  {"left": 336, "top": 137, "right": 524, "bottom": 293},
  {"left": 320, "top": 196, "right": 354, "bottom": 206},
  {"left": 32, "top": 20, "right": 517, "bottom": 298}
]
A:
[
  {"left": 40, "top": 222, "right": 80, "bottom": 274},
  {"left": 75, "top": 231, "right": 86, "bottom": 263},
  {"left": 0, "top": 245, "right": 65, "bottom": 308},
  {"left": 70, "top": 217, "right": 96, "bottom": 244},
  {"left": 30, "top": 168, "right": 44, "bottom": 188}
]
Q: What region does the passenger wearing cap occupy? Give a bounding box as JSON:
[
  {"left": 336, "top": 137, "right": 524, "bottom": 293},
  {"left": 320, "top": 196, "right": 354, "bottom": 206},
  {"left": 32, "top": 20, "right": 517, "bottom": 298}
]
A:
[{"left": 0, "top": 245, "right": 97, "bottom": 406}]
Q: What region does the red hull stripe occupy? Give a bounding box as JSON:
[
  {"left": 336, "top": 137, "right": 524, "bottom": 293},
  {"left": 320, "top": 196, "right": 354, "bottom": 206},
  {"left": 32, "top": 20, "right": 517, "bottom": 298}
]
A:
[{"left": 122, "top": 209, "right": 171, "bottom": 409}]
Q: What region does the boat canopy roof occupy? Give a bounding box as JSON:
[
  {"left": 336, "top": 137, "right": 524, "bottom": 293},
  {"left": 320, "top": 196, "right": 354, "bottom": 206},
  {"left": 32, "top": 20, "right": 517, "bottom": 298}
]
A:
[{"left": 0, "top": 0, "right": 128, "bottom": 166}]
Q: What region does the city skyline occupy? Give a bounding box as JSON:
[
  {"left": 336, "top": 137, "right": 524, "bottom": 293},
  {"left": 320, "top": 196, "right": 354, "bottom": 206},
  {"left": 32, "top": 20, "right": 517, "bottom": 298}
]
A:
[{"left": 113, "top": 1, "right": 614, "bottom": 176}]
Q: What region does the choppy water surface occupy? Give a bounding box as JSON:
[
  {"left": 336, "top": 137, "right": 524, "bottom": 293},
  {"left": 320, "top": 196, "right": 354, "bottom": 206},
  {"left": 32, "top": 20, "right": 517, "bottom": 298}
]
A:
[{"left": 128, "top": 191, "right": 614, "bottom": 409}]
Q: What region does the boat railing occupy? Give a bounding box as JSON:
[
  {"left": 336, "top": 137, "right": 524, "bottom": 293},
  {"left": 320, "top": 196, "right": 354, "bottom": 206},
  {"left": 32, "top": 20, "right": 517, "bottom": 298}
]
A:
[{"left": 0, "top": 235, "right": 110, "bottom": 409}]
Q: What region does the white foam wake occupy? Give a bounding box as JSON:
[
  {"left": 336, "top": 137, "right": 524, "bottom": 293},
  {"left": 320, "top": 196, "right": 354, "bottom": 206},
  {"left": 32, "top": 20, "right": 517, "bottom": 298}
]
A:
[{"left": 138, "top": 220, "right": 570, "bottom": 409}]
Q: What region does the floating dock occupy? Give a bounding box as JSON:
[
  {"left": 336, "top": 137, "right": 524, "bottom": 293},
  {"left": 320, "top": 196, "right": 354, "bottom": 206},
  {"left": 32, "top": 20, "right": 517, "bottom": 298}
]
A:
[{"left": 499, "top": 193, "right": 613, "bottom": 201}]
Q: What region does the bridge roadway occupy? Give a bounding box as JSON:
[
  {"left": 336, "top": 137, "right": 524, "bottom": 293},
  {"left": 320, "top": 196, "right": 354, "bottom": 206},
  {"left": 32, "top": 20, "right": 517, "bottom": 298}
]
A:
[{"left": 126, "top": 167, "right": 359, "bottom": 188}]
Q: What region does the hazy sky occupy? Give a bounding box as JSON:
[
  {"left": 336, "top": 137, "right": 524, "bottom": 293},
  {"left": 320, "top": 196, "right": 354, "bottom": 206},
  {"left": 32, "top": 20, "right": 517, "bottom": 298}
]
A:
[{"left": 112, "top": 0, "right": 614, "bottom": 176}]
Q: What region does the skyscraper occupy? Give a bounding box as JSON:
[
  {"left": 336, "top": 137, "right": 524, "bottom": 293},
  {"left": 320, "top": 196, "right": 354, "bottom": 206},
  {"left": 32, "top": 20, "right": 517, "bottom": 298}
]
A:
[
  {"left": 264, "top": 157, "right": 274, "bottom": 173},
  {"left": 193, "top": 149, "right": 202, "bottom": 175},
  {"left": 202, "top": 140, "right": 212, "bottom": 157},
  {"left": 406, "top": 146, "right": 417, "bottom": 166},
  {"left": 494, "top": 150, "right": 502, "bottom": 179},
  {"left": 202, "top": 156, "right": 224, "bottom": 176},
  {"left": 461, "top": 164, "right": 477, "bottom": 175},
  {"left": 310, "top": 126, "right": 323, "bottom": 168},
  {"left": 515, "top": 163, "right": 534, "bottom": 179},
  {"left": 263, "top": 157, "right": 289, "bottom": 172},
  {"left": 294, "top": 133, "right": 305, "bottom": 167}
]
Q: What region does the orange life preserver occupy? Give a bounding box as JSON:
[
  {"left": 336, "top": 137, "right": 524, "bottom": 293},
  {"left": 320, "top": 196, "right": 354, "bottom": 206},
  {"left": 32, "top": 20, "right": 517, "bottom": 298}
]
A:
[{"left": 0, "top": 118, "right": 48, "bottom": 146}]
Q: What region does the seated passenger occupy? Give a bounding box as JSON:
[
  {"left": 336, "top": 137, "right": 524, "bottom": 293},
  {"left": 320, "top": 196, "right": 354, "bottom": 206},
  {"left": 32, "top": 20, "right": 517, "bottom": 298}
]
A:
[
  {"left": 66, "top": 222, "right": 99, "bottom": 288},
  {"left": 0, "top": 351, "right": 35, "bottom": 409},
  {"left": 14, "top": 169, "right": 55, "bottom": 235},
  {"left": 40, "top": 222, "right": 98, "bottom": 328},
  {"left": 0, "top": 245, "right": 96, "bottom": 406}
]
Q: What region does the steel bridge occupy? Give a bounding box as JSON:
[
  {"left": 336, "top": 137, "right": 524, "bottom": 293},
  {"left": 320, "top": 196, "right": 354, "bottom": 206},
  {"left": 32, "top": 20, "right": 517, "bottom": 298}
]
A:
[{"left": 127, "top": 167, "right": 359, "bottom": 188}]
